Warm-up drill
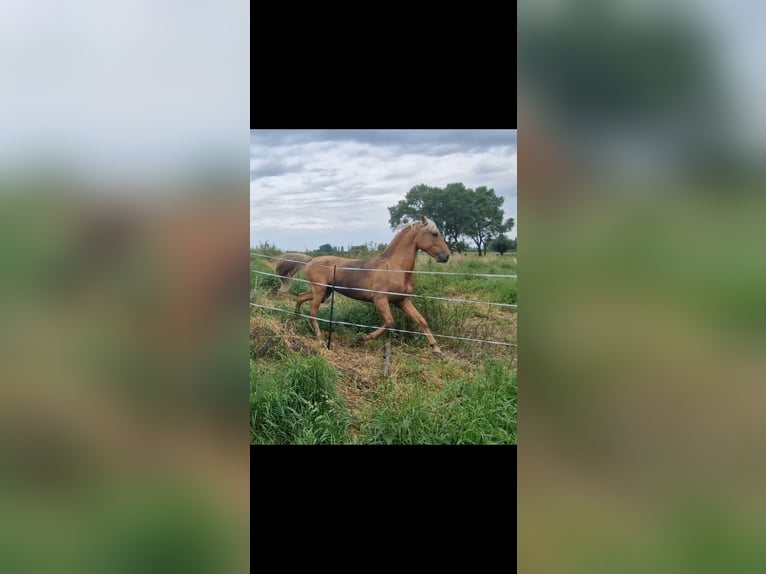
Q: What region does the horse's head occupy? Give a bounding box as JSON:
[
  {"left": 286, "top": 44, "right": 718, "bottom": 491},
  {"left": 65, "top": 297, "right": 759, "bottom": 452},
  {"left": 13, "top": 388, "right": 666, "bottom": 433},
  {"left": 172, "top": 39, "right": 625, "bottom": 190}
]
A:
[{"left": 414, "top": 216, "right": 450, "bottom": 263}]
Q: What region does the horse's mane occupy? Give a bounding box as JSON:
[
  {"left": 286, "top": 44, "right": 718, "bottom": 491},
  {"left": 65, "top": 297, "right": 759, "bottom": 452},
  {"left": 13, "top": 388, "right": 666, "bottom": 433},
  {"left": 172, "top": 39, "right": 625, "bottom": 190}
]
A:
[{"left": 394, "top": 217, "right": 439, "bottom": 235}]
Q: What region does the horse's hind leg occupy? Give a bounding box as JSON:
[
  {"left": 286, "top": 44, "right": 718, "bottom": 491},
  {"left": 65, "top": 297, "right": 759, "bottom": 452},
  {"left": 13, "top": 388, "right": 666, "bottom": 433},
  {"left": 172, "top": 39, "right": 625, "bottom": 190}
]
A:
[
  {"left": 295, "top": 285, "right": 324, "bottom": 338},
  {"left": 397, "top": 298, "right": 444, "bottom": 358},
  {"left": 295, "top": 290, "right": 313, "bottom": 312},
  {"left": 306, "top": 292, "right": 324, "bottom": 338}
]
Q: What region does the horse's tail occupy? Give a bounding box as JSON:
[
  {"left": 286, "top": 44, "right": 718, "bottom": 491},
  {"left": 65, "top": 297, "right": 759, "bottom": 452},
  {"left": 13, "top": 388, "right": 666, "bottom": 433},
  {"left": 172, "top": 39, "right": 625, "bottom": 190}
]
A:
[{"left": 274, "top": 253, "right": 312, "bottom": 292}]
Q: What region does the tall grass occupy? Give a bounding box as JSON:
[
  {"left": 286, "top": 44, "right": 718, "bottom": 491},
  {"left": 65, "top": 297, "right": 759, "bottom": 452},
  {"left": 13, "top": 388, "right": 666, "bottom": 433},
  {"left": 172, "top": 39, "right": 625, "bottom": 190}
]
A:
[
  {"left": 417, "top": 254, "right": 517, "bottom": 305},
  {"left": 360, "top": 361, "right": 517, "bottom": 444},
  {"left": 250, "top": 355, "right": 353, "bottom": 444},
  {"left": 250, "top": 252, "right": 279, "bottom": 294},
  {"left": 250, "top": 355, "right": 517, "bottom": 444}
]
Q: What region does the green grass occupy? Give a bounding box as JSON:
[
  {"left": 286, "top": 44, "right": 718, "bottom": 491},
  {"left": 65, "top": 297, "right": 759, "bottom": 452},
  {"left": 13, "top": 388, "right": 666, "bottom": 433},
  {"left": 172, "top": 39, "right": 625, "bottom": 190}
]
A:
[
  {"left": 361, "top": 360, "right": 517, "bottom": 444},
  {"left": 419, "top": 253, "right": 517, "bottom": 302},
  {"left": 250, "top": 253, "right": 280, "bottom": 294},
  {"left": 249, "top": 353, "right": 517, "bottom": 445},
  {"left": 250, "top": 355, "right": 353, "bottom": 445}
]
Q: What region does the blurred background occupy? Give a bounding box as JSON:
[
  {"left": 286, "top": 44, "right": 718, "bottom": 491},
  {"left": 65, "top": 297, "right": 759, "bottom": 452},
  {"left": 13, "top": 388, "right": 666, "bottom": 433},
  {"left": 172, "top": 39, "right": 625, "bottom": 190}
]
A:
[
  {"left": 5, "top": 0, "right": 766, "bottom": 570},
  {"left": 0, "top": 1, "right": 249, "bottom": 572},
  {"left": 519, "top": 0, "right": 766, "bottom": 572}
]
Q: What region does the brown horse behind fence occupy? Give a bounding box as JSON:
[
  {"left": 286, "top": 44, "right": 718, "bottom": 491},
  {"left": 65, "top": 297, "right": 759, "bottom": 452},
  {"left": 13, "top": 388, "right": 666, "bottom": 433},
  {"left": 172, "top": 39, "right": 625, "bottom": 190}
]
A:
[
  {"left": 274, "top": 252, "right": 312, "bottom": 292},
  {"left": 278, "top": 216, "right": 451, "bottom": 358}
]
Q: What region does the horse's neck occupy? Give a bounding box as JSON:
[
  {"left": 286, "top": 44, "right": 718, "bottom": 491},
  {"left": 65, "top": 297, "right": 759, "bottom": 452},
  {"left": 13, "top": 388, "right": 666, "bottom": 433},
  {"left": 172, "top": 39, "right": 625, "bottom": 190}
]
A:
[{"left": 380, "top": 227, "right": 417, "bottom": 270}]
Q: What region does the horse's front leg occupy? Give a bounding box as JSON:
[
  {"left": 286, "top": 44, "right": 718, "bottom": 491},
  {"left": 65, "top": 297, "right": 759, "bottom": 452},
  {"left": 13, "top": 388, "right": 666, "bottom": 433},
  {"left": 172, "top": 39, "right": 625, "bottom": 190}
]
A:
[
  {"left": 362, "top": 298, "right": 395, "bottom": 342},
  {"left": 397, "top": 298, "right": 444, "bottom": 358}
]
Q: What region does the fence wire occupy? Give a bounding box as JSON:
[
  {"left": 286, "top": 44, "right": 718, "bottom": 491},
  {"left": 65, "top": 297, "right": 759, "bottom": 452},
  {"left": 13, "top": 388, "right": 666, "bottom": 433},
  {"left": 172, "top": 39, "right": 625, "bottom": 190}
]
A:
[
  {"left": 250, "top": 302, "right": 517, "bottom": 348},
  {"left": 250, "top": 251, "right": 517, "bottom": 278},
  {"left": 251, "top": 251, "right": 517, "bottom": 349},
  {"left": 251, "top": 269, "right": 517, "bottom": 308}
]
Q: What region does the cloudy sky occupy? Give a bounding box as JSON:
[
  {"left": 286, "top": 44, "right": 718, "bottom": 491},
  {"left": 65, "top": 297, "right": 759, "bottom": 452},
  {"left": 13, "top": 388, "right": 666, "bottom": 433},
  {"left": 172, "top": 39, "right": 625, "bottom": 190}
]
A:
[{"left": 250, "top": 130, "right": 517, "bottom": 251}]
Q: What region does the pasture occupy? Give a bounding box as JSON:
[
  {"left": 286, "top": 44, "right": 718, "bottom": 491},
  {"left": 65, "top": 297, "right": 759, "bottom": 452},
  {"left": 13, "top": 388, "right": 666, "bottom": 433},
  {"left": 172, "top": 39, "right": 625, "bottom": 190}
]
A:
[{"left": 250, "top": 250, "right": 517, "bottom": 444}]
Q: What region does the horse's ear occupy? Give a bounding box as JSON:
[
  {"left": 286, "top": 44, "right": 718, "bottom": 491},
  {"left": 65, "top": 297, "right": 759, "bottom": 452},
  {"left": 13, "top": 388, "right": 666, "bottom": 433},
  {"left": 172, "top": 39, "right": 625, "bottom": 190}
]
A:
[{"left": 420, "top": 215, "right": 427, "bottom": 224}]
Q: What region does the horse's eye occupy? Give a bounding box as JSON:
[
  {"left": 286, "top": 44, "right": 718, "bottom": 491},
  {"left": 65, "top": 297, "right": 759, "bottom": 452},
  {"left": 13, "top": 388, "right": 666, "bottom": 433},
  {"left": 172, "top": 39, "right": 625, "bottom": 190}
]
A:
[{"left": 432, "top": 232, "right": 438, "bottom": 237}]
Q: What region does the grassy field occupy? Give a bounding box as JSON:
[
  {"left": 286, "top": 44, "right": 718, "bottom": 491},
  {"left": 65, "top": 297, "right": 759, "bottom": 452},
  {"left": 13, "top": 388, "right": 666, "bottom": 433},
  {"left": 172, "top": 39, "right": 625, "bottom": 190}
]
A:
[{"left": 250, "top": 250, "right": 517, "bottom": 444}]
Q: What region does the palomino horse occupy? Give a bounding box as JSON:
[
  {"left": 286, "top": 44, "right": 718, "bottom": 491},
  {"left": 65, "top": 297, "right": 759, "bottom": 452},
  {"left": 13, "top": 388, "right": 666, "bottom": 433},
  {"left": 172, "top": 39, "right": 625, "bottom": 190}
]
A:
[
  {"left": 287, "top": 216, "right": 451, "bottom": 358},
  {"left": 274, "top": 252, "right": 312, "bottom": 292}
]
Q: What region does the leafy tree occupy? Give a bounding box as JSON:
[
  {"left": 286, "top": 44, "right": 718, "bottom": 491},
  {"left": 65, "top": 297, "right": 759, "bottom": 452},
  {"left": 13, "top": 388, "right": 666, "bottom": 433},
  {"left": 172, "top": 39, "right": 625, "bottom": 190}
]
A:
[
  {"left": 388, "top": 183, "right": 512, "bottom": 255},
  {"left": 438, "top": 183, "right": 475, "bottom": 247},
  {"left": 453, "top": 240, "right": 470, "bottom": 254},
  {"left": 317, "top": 243, "right": 333, "bottom": 253},
  {"left": 388, "top": 183, "right": 466, "bottom": 249},
  {"left": 349, "top": 244, "right": 369, "bottom": 257},
  {"left": 489, "top": 235, "right": 514, "bottom": 255},
  {"left": 462, "top": 186, "right": 512, "bottom": 256},
  {"left": 387, "top": 184, "right": 438, "bottom": 224}
]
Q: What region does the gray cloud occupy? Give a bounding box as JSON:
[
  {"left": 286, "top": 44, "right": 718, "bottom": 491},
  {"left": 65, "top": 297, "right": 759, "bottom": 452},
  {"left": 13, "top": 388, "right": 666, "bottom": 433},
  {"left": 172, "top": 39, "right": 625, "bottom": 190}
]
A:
[
  {"left": 251, "top": 130, "right": 517, "bottom": 151},
  {"left": 250, "top": 159, "right": 306, "bottom": 179},
  {"left": 251, "top": 130, "right": 517, "bottom": 251}
]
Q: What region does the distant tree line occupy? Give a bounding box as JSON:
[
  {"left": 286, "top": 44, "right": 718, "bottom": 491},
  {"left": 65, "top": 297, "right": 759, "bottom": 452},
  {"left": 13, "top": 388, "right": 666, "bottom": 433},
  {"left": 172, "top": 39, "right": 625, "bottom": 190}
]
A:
[
  {"left": 387, "top": 183, "right": 515, "bottom": 256},
  {"left": 314, "top": 242, "right": 388, "bottom": 257}
]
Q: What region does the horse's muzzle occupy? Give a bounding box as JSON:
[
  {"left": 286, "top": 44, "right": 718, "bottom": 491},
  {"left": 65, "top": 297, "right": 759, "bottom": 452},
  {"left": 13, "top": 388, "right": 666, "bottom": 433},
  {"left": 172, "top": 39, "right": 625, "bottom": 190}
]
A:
[{"left": 436, "top": 252, "right": 450, "bottom": 263}]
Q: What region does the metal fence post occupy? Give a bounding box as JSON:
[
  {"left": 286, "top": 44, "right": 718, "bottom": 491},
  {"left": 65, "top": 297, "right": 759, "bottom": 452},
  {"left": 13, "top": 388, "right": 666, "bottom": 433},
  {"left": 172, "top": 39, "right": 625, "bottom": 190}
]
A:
[{"left": 326, "top": 265, "right": 337, "bottom": 349}]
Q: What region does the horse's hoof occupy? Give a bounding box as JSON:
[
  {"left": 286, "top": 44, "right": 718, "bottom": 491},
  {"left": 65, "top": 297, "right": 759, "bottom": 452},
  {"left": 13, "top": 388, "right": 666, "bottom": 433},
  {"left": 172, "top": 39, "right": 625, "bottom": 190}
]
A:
[{"left": 432, "top": 350, "right": 445, "bottom": 359}]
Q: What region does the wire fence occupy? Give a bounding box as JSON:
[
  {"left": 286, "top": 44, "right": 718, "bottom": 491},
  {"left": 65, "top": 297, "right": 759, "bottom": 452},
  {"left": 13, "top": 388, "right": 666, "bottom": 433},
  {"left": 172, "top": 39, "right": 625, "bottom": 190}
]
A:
[
  {"left": 250, "top": 253, "right": 517, "bottom": 349},
  {"left": 250, "top": 302, "right": 517, "bottom": 348},
  {"left": 250, "top": 269, "right": 517, "bottom": 308},
  {"left": 250, "top": 251, "right": 517, "bottom": 278}
]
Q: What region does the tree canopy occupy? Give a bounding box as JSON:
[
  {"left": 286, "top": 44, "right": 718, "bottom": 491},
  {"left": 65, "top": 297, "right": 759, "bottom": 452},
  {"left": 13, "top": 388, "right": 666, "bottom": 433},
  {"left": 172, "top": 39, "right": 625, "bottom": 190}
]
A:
[
  {"left": 488, "top": 235, "right": 515, "bottom": 255},
  {"left": 388, "top": 183, "right": 514, "bottom": 255}
]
